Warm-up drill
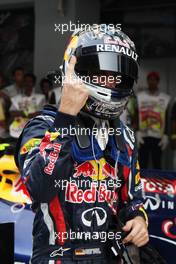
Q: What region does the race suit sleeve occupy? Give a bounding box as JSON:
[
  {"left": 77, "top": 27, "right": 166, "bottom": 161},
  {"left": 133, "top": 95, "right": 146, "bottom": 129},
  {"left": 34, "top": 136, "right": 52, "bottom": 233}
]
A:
[
  {"left": 120, "top": 126, "right": 148, "bottom": 224},
  {"left": 17, "top": 111, "right": 77, "bottom": 203}
]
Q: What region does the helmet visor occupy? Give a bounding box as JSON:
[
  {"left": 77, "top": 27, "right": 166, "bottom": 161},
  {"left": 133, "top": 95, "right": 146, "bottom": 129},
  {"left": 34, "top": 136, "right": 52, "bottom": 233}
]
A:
[{"left": 74, "top": 47, "right": 138, "bottom": 82}]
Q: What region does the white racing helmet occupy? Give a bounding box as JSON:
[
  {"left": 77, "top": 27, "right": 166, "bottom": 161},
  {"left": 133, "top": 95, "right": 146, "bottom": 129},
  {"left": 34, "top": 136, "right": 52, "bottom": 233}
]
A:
[{"left": 62, "top": 24, "right": 139, "bottom": 119}]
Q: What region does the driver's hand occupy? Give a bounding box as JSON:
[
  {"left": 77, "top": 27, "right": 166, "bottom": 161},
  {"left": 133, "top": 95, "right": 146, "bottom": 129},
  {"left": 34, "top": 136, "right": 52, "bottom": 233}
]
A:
[
  {"left": 59, "top": 56, "right": 89, "bottom": 116},
  {"left": 122, "top": 216, "right": 149, "bottom": 247}
]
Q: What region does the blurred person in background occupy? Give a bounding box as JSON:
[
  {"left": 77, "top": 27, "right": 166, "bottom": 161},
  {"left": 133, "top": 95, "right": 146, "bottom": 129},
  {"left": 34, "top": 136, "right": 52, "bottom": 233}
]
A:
[
  {"left": 9, "top": 73, "right": 45, "bottom": 138},
  {"left": 49, "top": 84, "right": 62, "bottom": 105},
  {"left": 40, "top": 78, "right": 53, "bottom": 104},
  {"left": 0, "top": 67, "right": 25, "bottom": 134},
  {"left": 169, "top": 98, "right": 176, "bottom": 169},
  {"left": 0, "top": 73, "right": 7, "bottom": 137},
  {"left": 46, "top": 70, "right": 63, "bottom": 105},
  {"left": 134, "top": 72, "right": 170, "bottom": 169},
  {"left": 2, "top": 67, "right": 24, "bottom": 98}
]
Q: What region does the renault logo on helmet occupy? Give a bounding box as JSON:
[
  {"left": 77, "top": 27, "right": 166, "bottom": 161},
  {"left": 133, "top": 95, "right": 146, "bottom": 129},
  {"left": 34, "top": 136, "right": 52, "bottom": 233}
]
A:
[{"left": 96, "top": 44, "right": 138, "bottom": 61}]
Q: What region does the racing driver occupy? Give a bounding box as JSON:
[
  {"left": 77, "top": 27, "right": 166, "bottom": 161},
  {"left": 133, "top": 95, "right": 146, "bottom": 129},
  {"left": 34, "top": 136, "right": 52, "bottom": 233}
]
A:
[{"left": 15, "top": 25, "right": 149, "bottom": 264}]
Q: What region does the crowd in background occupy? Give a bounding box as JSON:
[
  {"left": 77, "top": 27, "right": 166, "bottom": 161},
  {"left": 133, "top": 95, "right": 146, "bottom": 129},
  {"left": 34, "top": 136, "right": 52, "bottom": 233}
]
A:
[
  {"left": 0, "top": 67, "right": 175, "bottom": 170},
  {"left": 0, "top": 67, "right": 61, "bottom": 139}
]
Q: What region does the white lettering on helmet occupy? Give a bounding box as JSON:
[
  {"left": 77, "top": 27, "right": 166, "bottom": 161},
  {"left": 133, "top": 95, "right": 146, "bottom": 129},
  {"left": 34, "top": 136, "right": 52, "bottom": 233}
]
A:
[
  {"left": 96, "top": 44, "right": 104, "bottom": 51},
  {"left": 96, "top": 44, "right": 138, "bottom": 61}
]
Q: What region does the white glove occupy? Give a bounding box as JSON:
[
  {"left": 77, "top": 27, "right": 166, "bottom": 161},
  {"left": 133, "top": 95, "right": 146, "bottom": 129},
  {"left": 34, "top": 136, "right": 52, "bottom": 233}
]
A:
[
  {"left": 136, "top": 131, "right": 144, "bottom": 148},
  {"left": 158, "top": 134, "right": 169, "bottom": 150}
]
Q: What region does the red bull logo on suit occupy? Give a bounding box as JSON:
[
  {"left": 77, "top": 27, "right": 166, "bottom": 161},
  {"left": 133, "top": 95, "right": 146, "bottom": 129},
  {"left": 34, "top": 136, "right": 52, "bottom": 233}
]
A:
[
  {"left": 73, "top": 158, "right": 116, "bottom": 180},
  {"left": 65, "top": 182, "right": 118, "bottom": 203},
  {"left": 65, "top": 158, "right": 120, "bottom": 203}
]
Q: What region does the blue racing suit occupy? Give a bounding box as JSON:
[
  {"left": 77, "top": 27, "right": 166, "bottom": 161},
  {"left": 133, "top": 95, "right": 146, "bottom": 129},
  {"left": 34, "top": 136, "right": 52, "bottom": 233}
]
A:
[{"left": 15, "top": 105, "right": 148, "bottom": 264}]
